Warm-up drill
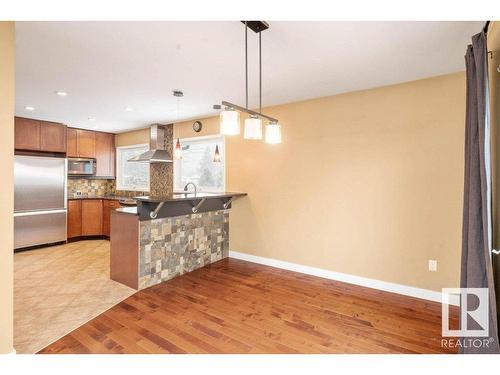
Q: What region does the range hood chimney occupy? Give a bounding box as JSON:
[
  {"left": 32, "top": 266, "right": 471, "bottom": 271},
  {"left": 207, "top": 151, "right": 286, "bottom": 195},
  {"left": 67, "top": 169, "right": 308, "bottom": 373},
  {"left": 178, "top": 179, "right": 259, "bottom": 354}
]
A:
[{"left": 128, "top": 124, "right": 173, "bottom": 163}]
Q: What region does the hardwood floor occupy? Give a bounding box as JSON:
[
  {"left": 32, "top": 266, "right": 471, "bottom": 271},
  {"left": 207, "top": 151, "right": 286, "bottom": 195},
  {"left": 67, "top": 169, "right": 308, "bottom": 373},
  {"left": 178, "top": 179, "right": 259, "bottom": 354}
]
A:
[{"left": 39, "top": 258, "right": 458, "bottom": 354}]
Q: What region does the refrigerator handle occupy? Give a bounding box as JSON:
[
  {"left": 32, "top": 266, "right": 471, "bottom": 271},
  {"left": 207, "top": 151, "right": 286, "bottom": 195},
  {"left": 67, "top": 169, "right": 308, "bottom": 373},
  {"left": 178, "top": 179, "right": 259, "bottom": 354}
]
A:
[{"left": 64, "top": 158, "right": 68, "bottom": 209}]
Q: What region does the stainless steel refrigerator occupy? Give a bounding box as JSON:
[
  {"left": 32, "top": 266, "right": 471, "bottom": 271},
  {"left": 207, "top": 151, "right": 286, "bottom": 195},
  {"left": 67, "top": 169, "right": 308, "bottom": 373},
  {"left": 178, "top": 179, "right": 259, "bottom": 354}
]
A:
[{"left": 14, "top": 155, "right": 67, "bottom": 249}]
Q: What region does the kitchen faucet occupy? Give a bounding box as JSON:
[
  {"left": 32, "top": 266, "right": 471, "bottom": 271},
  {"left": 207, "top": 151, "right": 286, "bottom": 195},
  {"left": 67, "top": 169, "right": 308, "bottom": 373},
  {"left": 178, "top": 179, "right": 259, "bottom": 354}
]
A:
[{"left": 184, "top": 182, "right": 197, "bottom": 196}]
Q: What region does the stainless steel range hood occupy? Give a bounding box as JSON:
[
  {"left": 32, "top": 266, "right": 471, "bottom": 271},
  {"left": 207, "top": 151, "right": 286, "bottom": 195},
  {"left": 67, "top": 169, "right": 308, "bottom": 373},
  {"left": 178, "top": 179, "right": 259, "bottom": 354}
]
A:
[{"left": 128, "top": 124, "right": 173, "bottom": 163}]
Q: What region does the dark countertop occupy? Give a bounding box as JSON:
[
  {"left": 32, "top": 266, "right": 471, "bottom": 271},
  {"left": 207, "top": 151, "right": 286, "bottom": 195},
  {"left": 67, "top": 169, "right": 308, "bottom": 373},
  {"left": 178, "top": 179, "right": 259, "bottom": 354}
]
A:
[
  {"left": 136, "top": 192, "right": 247, "bottom": 203},
  {"left": 67, "top": 194, "right": 140, "bottom": 202}
]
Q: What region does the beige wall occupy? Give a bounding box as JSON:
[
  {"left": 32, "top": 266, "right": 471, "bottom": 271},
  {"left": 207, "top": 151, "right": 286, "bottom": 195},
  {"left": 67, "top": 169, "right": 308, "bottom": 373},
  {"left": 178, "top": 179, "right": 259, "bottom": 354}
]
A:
[
  {"left": 0, "top": 21, "right": 14, "bottom": 354},
  {"left": 172, "top": 72, "right": 467, "bottom": 292},
  {"left": 115, "top": 127, "right": 150, "bottom": 147},
  {"left": 119, "top": 72, "right": 466, "bottom": 291}
]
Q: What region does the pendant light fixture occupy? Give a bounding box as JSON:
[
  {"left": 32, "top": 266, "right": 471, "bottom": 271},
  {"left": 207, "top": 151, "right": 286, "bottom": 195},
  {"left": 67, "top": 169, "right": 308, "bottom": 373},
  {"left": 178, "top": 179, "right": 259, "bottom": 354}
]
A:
[
  {"left": 174, "top": 138, "right": 182, "bottom": 159},
  {"left": 213, "top": 144, "right": 221, "bottom": 163},
  {"left": 216, "top": 21, "right": 281, "bottom": 144},
  {"left": 219, "top": 106, "right": 240, "bottom": 135},
  {"left": 265, "top": 121, "right": 281, "bottom": 144},
  {"left": 173, "top": 90, "right": 183, "bottom": 159},
  {"left": 244, "top": 115, "right": 262, "bottom": 139}
]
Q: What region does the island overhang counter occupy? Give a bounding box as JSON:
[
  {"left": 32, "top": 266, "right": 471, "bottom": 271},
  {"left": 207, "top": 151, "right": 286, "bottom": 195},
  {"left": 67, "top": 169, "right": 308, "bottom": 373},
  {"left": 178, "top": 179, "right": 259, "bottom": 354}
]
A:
[{"left": 110, "top": 192, "right": 246, "bottom": 290}]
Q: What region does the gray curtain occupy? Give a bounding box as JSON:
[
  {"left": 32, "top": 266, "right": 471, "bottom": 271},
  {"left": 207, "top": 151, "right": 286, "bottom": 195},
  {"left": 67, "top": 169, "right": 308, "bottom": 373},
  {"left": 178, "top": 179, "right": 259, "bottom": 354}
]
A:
[{"left": 461, "top": 31, "right": 500, "bottom": 353}]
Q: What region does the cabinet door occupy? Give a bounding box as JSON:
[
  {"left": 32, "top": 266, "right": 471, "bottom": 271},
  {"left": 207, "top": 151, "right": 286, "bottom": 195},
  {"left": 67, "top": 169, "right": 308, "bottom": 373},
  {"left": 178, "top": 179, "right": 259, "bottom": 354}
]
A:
[
  {"left": 81, "top": 199, "right": 103, "bottom": 236},
  {"left": 40, "top": 121, "right": 67, "bottom": 153},
  {"left": 66, "top": 128, "right": 78, "bottom": 157},
  {"left": 95, "top": 132, "right": 115, "bottom": 177},
  {"left": 78, "top": 130, "right": 96, "bottom": 158},
  {"left": 103, "top": 200, "right": 121, "bottom": 237},
  {"left": 15, "top": 117, "right": 40, "bottom": 151},
  {"left": 67, "top": 200, "right": 82, "bottom": 238}
]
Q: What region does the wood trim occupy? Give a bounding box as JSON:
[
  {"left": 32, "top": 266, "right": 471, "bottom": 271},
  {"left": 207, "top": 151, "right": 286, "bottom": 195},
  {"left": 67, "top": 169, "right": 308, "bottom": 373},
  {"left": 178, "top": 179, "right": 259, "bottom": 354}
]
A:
[{"left": 110, "top": 211, "right": 139, "bottom": 289}]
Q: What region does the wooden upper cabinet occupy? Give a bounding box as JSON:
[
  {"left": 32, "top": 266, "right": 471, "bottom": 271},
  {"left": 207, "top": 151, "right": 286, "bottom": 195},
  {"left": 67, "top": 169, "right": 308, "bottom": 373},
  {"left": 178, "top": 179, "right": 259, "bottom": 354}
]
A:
[
  {"left": 81, "top": 199, "right": 103, "bottom": 236},
  {"left": 40, "top": 121, "right": 67, "bottom": 153},
  {"left": 15, "top": 117, "right": 41, "bottom": 151},
  {"left": 67, "top": 200, "right": 82, "bottom": 238},
  {"left": 15, "top": 117, "right": 67, "bottom": 153},
  {"left": 77, "top": 130, "right": 96, "bottom": 158},
  {"left": 95, "top": 132, "right": 115, "bottom": 177},
  {"left": 66, "top": 128, "right": 115, "bottom": 175},
  {"left": 66, "top": 128, "right": 78, "bottom": 157}
]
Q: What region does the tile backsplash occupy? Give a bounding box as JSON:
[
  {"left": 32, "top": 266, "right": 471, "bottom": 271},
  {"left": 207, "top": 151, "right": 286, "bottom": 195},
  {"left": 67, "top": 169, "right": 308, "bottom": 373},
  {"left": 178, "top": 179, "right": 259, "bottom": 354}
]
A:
[
  {"left": 67, "top": 179, "right": 114, "bottom": 196},
  {"left": 67, "top": 178, "right": 148, "bottom": 197}
]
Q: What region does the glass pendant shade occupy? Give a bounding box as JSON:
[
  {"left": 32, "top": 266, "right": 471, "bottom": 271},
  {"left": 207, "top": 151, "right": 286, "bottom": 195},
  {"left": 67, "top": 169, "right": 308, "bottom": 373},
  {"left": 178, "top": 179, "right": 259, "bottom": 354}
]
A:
[
  {"left": 174, "top": 138, "right": 182, "bottom": 159},
  {"left": 220, "top": 108, "right": 240, "bottom": 135},
  {"left": 213, "top": 144, "right": 221, "bottom": 163},
  {"left": 265, "top": 122, "right": 282, "bottom": 144},
  {"left": 244, "top": 116, "right": 263, "bottom": 140}
]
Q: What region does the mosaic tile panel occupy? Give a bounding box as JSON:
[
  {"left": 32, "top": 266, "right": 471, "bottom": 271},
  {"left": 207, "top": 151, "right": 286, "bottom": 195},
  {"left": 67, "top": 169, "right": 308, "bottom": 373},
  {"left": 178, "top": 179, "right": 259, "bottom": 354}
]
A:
[
  {"left": 149, "top": 123, "right": 173, "bottom": 197},
  {"left": 138, "top": 209, "right": 229, "bottom": 289},
  {"left": 149, "top": 163, "right": 173, "bottom": 197}
]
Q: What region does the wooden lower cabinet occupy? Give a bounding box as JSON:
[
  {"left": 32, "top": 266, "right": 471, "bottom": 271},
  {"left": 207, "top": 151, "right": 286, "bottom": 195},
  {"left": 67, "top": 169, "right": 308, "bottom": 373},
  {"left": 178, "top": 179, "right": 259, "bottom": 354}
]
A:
[
  {"left": 67, "top": 200, "right": 82, "bottom": 238},
  {"left": 68, "top": 199, "right": 122, "bottom": 239},
  {"left": 81, "top": 200, "right": 103, "bottom": 236},
  {"left": 103, "top": 200, "right": 122, "bottom": 236}
]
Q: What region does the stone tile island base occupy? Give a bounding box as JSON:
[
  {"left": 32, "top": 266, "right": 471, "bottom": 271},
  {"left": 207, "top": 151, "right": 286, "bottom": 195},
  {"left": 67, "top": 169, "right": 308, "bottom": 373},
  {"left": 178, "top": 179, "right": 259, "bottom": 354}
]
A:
[
  {"left": 110, "top": 209, "right": 230, "bottom": 290},
  {"left": 139, "top": 210, "right": 229, "bottom": 289}
]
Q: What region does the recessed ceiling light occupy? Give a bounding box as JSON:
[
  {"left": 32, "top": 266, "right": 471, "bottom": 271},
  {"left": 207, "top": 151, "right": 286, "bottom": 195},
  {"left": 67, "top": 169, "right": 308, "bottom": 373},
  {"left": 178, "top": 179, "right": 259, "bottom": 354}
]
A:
[
  {"left": 124, "top": 107, "right": 133, "bottom": 112},
  {"left": 24, "top": 106, "right": 35, "bottom": 111},
  {"left": 88, "top": 117, "right": 96, "bottom": 122},
  {"left": 55, "top": 91, "right": 68, "bottom": 97}
]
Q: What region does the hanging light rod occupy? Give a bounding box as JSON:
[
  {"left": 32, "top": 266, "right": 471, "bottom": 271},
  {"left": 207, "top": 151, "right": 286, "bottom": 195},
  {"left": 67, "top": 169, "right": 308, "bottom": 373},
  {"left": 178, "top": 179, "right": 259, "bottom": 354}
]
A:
[
  {"left": 216, "top": 101, "right": 278, "bottom": 123},
  {"left": 217, "top": 21, "right": 274, "bottom": 123}
]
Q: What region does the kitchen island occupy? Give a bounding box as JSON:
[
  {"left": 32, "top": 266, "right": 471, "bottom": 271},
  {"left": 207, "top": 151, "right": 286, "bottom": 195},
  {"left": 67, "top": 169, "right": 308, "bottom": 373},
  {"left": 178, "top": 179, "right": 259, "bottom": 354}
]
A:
[{"left": 110, "top": 192, "right": 246, "bottom": 290}]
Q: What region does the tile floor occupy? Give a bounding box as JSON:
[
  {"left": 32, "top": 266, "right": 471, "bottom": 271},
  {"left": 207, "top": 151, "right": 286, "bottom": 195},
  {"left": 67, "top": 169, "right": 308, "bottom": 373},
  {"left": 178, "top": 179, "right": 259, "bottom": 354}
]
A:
[{"left": 14, "top": 240, "right": 135, "bottom": 354}]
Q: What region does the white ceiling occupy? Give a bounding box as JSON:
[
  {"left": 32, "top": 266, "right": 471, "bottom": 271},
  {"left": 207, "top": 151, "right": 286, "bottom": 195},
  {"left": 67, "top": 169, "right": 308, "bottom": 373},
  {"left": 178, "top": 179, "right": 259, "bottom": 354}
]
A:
[{"left": 15, "top": 21, "right": 483, "bottom": 133}]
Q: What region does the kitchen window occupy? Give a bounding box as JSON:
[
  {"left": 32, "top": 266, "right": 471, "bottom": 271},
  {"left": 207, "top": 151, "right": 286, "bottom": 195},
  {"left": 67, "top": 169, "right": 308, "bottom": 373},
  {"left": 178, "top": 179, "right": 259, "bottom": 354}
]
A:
[
  {"left": 174, "top": 135, "right": 225, "bottom": 193},
  {"left": 116, "top": 144, "right": 150, "bottom": 191}
]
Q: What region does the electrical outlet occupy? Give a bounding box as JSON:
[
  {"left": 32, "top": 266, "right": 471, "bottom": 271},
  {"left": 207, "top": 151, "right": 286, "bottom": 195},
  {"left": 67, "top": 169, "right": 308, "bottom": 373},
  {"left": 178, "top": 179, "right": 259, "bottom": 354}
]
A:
[{"left": 428, "top": 259, "right": 437, "bottom": 272}]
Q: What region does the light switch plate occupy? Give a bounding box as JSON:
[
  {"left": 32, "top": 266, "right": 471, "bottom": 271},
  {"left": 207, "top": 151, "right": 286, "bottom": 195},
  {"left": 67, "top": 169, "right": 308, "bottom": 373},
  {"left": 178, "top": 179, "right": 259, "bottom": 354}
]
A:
[{"left": 428, "top": 259, "right": 438, "bottom": 272}]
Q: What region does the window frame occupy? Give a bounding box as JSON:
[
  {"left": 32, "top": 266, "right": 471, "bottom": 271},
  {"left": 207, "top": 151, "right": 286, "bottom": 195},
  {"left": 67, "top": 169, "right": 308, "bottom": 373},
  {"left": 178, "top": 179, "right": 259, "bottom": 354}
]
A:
[
  {"left": 173, "top": 134, "right": 226, "bottom": 193},
  {"left": 115, "top": 143, "right": 150, "bottom": 192}
]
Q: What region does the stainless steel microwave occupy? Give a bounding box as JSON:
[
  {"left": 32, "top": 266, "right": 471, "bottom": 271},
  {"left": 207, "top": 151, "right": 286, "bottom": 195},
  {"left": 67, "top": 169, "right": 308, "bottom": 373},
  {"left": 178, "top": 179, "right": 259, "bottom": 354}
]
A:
[{"left": 67, "top": 158, "right": 96, "bottom": 176}]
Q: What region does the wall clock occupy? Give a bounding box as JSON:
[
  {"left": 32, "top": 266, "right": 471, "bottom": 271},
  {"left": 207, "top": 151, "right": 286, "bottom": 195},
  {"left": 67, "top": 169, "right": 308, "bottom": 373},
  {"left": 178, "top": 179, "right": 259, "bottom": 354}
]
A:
[{"left": 193, "top": 121, "right": 202, "bottom": 133}]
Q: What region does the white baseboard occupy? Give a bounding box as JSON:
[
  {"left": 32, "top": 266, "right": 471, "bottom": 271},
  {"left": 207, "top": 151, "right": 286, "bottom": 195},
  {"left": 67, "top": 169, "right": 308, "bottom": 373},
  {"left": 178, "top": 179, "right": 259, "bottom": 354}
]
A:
[{"left": 229, "top": 251, "right": 459, "bottom": 306}]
